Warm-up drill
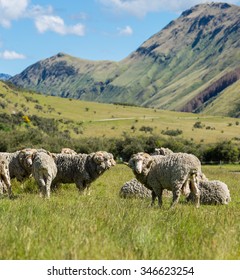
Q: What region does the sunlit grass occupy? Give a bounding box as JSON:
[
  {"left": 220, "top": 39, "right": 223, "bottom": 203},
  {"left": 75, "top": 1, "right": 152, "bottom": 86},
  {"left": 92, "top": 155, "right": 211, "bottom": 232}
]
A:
[{"left": 0, "top": 164, "right": 239, "bottom": 260}]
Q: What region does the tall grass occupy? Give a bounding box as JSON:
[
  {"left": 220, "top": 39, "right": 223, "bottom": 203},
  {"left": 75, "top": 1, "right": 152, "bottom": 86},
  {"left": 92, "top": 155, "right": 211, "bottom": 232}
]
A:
[{"left": 0, "top": 164, "right": 240, "bottom": 260}]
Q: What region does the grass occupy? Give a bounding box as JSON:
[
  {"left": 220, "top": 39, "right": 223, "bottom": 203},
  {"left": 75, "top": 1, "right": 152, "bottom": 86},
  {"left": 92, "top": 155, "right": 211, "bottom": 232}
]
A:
[
  {"left": 0, "top": 164, "right": 240, "bottom": 260},
  {"left": 1, "top": 81, "right": 240, "bottom": 144}
]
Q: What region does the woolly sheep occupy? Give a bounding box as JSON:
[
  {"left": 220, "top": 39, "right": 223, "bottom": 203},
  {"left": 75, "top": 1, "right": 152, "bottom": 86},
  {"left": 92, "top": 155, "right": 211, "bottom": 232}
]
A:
[
  {"left": 61, "top": 148, "right": 77, "bottom": 155},
  {"left": 186, "top": 179, "right": 231, "bottom": 205},
  {"left": 0, "top": 156, "right": 12, "bottom": 198},
  {"left": 28, "top": 150, "right": 57, "bottom": 198},
  {"left": 119, "top": 178, "right": 152, "bottom": 198},
  {"left": 127, "top": 152, "right": 202, "bottom": 208},
  {"left": 0, "top": 149, "right": 36, "bottom": 182},
  {"left": 52, "top": 151, "right": 116, "bottom": 193}
]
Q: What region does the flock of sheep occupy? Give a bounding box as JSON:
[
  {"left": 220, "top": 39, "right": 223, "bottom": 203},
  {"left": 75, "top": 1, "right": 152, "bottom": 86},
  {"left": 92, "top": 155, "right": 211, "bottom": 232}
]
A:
[{"left": 0, "top": 147, "right": 231, "bottom": 207}]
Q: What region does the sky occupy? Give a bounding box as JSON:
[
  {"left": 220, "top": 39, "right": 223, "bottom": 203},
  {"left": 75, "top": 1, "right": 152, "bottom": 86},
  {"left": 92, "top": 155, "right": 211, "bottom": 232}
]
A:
[{"left": 0, "top": 0, "right": 240, "bottom": 76}]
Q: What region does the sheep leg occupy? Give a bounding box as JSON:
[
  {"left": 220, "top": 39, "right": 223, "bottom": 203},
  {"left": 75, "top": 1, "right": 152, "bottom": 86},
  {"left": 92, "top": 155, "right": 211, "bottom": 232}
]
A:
[
  {"left": 38, "top": 178, "right": 46, "bottom": 198},
  {"left": 171, "top": 188, "right": 181, "bottom": 208},
  {"left": 2, "top": 175, "right": 13, "bottom": 199},
  {"left": 189, "top": 175, "right": 200, "bottom": 208},
  {"left": 45, "top": 175, "right": 52, "bottom": 199},
  {"left": 151, "top": 191, "right": 157, "bottom": 206},
  {"left": 157, "top": 189, "right": 163, "bottom": 207}
]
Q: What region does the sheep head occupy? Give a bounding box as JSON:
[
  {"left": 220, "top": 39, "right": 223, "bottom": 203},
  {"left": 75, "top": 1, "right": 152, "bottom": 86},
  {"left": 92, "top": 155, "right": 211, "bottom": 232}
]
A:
[
  {"left": 128, "top": 152, "right": 153, "bottom": 175},
  {"left": 93, "top": 151, "right": 116, "bottom": 174},
  {"left": 18, "top": 148, "right": 38, "bottom": 170}
]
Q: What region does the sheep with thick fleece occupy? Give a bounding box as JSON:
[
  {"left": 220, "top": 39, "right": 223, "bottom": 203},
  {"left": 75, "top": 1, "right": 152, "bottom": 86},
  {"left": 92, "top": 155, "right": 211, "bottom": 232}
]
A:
[
  {"left": 0, "top": 149, "right": 36, "bottom": 182},
  {"left": 52, "top": 151, "right": 116, "bottom": 193},
  {"left": 119, "top": 178, "right": 152, "bottom": 198},
  {"left": 186, "top": 179, "right": 231, "bottom": 205},
  {"left": 128, "top": 152, "right": 202, "bottom": 208},
  {"left": 0, "top": 156, "right": 12, "bottom": 198},
  {"left": 28, "top": 150, "right": 57, "bottom": 198}
]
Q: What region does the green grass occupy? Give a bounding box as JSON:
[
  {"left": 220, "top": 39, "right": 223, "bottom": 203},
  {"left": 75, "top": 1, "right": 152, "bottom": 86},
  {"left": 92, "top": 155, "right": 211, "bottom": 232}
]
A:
[
  {"left": 1, "top": 81, "right": 240, "bottom": 144},
  {"left": 0, "top": 164, "right": 240, "bottom": 260}
]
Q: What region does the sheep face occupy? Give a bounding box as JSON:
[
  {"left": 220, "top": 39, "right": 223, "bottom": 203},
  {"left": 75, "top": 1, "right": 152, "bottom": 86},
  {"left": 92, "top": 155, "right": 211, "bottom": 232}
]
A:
[
  {"left": 128, "top": 153, "right": 153, "bottom": 175},
  {"left": 93, "top": 151, "right": 116, "bottom": 174},
  {"left": 18, "top": 148, "right": 37, "bottom": 170}
]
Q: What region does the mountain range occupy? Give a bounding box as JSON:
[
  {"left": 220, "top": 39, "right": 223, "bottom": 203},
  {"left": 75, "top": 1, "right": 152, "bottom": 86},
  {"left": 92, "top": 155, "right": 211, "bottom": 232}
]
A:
[{"left": 10, "top": 2, "right": 240, "bottom": 117}]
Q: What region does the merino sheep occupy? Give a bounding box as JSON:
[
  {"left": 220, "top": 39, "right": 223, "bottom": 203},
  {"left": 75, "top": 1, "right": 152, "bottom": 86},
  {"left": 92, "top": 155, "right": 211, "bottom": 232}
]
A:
[
  {"left": 119, "top": 178, "right": 152, "bottom": 198},
  {"left": 28, "top": 150, "right": 57, "bottom": 198},
  {"left": 127, "top": 152, "right": 202, "bottom": 208},
  {"left": 61, "top": 148, "right": 77, "bottom": 155},
  {"left": 186, "top": 179, "right": 231, "bottom": 205},
  {"left": 0, "top": 156, "right": 12, "bottom": 198},
  {"left": 52, "top": 151, "right": 116, "bottom": 193},
  {"left": 0, "top": 149, "right": 36, "bottom": 182}
]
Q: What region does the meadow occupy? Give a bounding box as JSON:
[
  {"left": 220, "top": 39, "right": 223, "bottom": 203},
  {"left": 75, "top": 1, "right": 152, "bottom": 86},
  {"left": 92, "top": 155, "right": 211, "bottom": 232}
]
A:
[{"left": 0, "top": 163, "right": 239, "bottom": 260}]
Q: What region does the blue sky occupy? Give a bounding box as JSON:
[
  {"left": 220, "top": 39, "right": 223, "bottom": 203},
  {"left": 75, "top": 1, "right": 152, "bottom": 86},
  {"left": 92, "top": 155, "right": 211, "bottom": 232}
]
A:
[{"left": 0, "top": 0, "right": 240, "bottom": 76}]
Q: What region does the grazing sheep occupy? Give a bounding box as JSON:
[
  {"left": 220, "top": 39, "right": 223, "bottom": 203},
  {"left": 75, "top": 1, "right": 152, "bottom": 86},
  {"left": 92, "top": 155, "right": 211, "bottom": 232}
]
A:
[
  {"left": 127, "top": 152, "right": 202, "bottom": 208},
  {"left": 28, "top": 150, "right": 57, "bottom": 198},
  {"left": 0, "top": 156, "right": 12, "bottom": 198},
  {"left": 119, "top": 178, "right": 152, "bottom": 198},
  {"left": 52, "top": 151, "right": 116, "bottom": 193},
  {"left": 186, "top": 179, "right": 231, "bottom": 205}
]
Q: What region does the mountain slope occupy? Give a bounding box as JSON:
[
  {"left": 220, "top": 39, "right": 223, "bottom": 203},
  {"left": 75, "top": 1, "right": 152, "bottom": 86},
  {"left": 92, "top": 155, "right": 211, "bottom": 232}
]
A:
[{"left": 10, "top": 2, "right": 240, "bottom": 117}]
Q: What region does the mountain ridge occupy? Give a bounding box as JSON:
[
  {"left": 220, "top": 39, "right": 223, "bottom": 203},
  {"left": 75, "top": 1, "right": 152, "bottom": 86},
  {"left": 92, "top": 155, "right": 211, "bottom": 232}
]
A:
[{"left": 10, "top": 2, "right": 240, "bottom": 117}]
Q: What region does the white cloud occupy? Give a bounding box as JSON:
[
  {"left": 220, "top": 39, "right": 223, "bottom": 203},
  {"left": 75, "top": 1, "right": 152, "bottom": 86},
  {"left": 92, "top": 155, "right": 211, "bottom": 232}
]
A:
[
  {"left": 0, "top": 50, "right": 26, "bottom": 60},
  {"left": 35, "top": 15, "right": 85, "bottom": 36},
  {"left": 0, "top": 0, "right": 86, "bottom": 36},
  {"left": 0, "top": 0, "right": 29, "bottom": 27},
  {"left": 99, "top": 0, "right": 240, "bottom": 17},
  {"left": 118, "top": 25, "right": 133, "bottom": 36}
]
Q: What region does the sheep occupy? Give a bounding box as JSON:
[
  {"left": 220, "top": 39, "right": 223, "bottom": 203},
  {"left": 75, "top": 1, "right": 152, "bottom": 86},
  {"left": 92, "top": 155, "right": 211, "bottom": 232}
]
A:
[
  {"left": 119, "top": 178, "right": 152, "bottom": 198},
  {"left": 186, "top": 178, "right": 231, "bottom": 205},
  {"left": 61, "top": 148, "right": 77, "bottom": 155},
  {"left": 0, "top": 156, "right": 12, "bottom": 198},
  {"left": 127, "top": 152, "right": 202, "bottom": 208},
  {"left": 119, "top": 178, "right": 172, "bottom": 199},
  {"left": 27, "top": 150, "right": 57, "bottom": 198},
  {"left": 51, "top": 151, "right": 116, "bottom": 193},
  {"left": 0, "top": 148, "right": 36, "bottom": 182},
  {"left": 152, "top": 147, "right": 174, "bottom": 156}
]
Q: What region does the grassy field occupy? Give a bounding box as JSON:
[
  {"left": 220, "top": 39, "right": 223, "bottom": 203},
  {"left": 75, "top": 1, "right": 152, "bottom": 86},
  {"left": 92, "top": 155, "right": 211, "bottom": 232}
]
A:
[
  {"left": 1, "top": 81, "right": 240, "bottom": 144},
  {"left": 0, "top": 164, "right": 240, "bottom": 260}
]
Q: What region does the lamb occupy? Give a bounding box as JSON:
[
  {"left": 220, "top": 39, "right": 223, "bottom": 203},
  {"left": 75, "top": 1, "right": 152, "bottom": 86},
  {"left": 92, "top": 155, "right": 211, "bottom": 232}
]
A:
[
  {"left": 27, "top": 150, "right": 57, "bottom": 198},
  {"left": 186, "top": 178, "right": 231, "bottom": 205},
  {"left": 127, "top": 152, "right": 202, "bottom": 208},
  {"left": 52, "top": 151, "right": 116, "bottom": 193},
  {"left": 0, "top": 156, "right": 12, "bottom": 198}
]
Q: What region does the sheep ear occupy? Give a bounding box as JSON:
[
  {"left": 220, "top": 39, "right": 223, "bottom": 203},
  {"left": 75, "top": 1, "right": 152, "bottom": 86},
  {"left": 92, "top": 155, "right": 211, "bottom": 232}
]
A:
[{"left": 123, "top": 162, "right": 129, "bottom": 166}]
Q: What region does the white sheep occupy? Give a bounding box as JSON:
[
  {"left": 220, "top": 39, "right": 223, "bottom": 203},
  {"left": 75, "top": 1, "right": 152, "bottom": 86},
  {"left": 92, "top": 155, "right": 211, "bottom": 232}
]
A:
[
  {"left": 127, "top": 152, "right": 202, "bottom": 208},
  {"left": 61, "top": 148, "right": 77, "bottom": 155},
  {"left": 0, "top": 156, "right": 12, "bottom": 198},
  {"left": 119, "top": 178, "right": 152, "bottom": 198},
  {"left": 52, "top": 151, "right": 116, "bottom": 193},
  {"left": 29, "top": 150, "right": 57, "bottom": 198},
  {"left": 186, "top": 179, "right": 231, "bottom": 205},
  {"left": 0, "top": 150, "right": 33, "bottom": 182}
]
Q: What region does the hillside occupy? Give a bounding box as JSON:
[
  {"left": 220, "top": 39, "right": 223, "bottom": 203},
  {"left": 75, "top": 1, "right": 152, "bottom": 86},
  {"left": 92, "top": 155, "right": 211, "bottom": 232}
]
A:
[{"left": 9, "top": 3, "right": 240, "bottom": 117}]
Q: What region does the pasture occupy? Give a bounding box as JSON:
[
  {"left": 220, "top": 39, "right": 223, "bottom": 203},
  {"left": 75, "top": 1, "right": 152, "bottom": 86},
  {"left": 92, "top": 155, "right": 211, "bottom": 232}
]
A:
[{"left": 0, "top": 164, "right": 240, "bottom": 260}]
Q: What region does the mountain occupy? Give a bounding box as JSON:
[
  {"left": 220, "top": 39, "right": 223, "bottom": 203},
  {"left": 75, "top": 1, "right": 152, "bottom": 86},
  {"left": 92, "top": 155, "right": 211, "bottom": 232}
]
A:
[
  {"left": 10, "top": 2, "right": 240, "bottom": 117},
  {"left": 0, "top": 73, "right": 12, "bottom": 81}
]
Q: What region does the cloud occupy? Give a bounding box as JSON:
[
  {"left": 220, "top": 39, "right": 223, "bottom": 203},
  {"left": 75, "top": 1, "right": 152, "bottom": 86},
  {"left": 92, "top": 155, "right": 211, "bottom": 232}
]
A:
[
  {"left": 99, "top": 0, "right": 240, "bottom": 17},
  {"left": 0, "top": 50, "right": 26, "bottom": 60},
  {"left": 0, "top": 0, "right": 29, "bottom": 27},
  {"left": 118, "top": 25, "right": 133, "bottom": 36},
  {"left": 35, "top": 15, "right": 85, "bottom": 36},
  {"left": 0, "top": 0, "right": 86, "bottom": 36}
]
